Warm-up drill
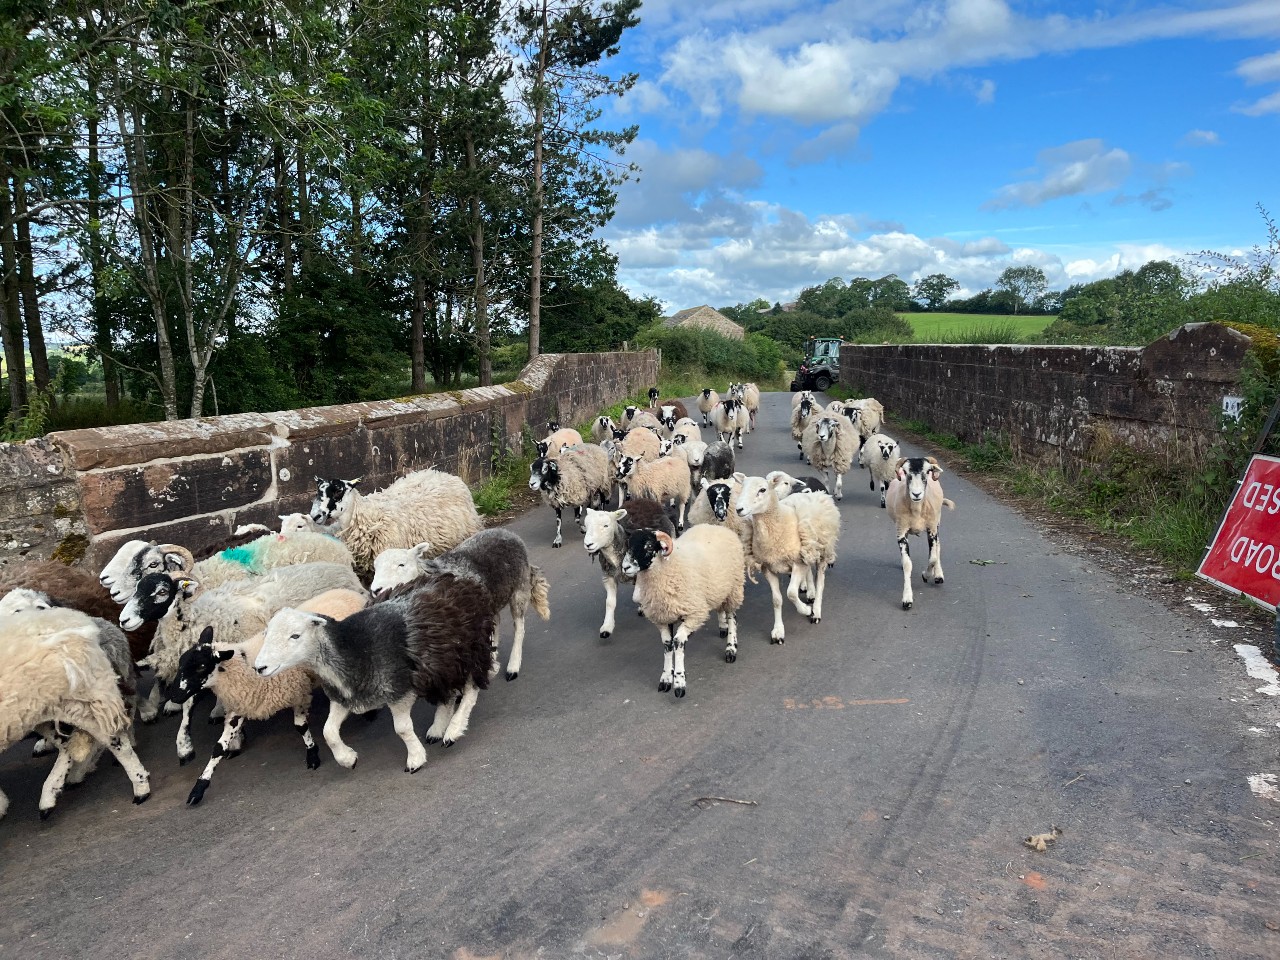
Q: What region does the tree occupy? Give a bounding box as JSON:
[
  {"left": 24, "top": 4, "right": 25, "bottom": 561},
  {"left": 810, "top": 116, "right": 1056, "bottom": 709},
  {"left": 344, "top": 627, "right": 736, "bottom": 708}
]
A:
[
  {"left": 996, "top": 265, "right": 1047, "bottom": 315},
  {"left": 912, "top": 273, "right": 959, "bottom": 311}
]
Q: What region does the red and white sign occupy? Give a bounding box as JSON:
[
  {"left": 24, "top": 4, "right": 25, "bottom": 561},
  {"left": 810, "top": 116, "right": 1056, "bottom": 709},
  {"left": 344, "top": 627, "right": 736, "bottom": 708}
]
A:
[{"left": 1198, "top": 454, "right": 1280, "bottom": 611}]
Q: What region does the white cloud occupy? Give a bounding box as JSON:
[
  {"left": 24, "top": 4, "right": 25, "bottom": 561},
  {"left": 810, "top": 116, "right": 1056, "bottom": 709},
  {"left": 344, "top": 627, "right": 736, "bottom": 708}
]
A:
[
  {"left": 1236, "top": 49, "right": 1280, "bottom": 84},
  {"left": 984, "top": 140, "right": 1132, "bottom": 210},
  {"left": 1180, "top": 128, "right": 1221, "bottom": 146},
  {"left": 1234, "top": 89, "right": 1280, "bottom": 115},
  {"left": 612, "top": 140, "right": 764, "bottom": 230},
  {"left": 974, "top": 78, "right": 997, "bottom": 104}
]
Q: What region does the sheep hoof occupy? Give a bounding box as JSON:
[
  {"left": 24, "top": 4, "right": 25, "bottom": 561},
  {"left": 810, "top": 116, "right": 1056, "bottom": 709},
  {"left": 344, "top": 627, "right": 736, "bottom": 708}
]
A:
[
  {"left": 637, "top": 609, "right": 645, "bottom": 616},
  {"left": 187, "top": 780, "right": 210, "bottom": 806},
  {"left": 934, "top": 576, "right": 944, "bottom": 585},
  {"left": 442, "top": 739, "right": 455, "bottom": 748},
  {"left": 141, "top": 713, "right": 160, "bottom": 726},
  {"left": 405, "top": 763, "right": 423, "bottom": 773},
  {"left": 880, "top": 501, "right": 886, "bottom": 509},
  {"left": 306, "top": 747, "right": 321, "bottom": 770},
  {"left": 674, "top": 687, "right": 686, "bottom": 699},
  {"left": 770, "top": 635, "right": 785, "bottom": 645},
  {"left": 600, "top": 629, "right": 612, "bottom": 639},
  {"left": 658, "top": 680, "right": 672, "bottom": 692},
  {"left": 178, "top": 752, "right": 195, "bottom": 766},
  {"left": 552, "top": 540, "right": 562, "bottom": 549},
  {"left": 902, "top": 601, "right": 913, "bottom": 610},
  {"left": 424, "top": 735, "right": 442, "bottom": 744},
  {"left": 506, "top": 670, "right": 519, "bottom": 681},
  {"left": 133, "top": 792, "right": 150, "bottom": 805},
  {"left": 725, "top": 650, "right": 737, "bottom": 663}
]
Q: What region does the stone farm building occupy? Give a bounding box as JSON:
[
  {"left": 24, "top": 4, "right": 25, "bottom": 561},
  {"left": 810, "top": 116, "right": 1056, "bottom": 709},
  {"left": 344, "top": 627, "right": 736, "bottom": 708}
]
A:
[{"left": 663, "top": 305, "right": 745, "bottom": 340}]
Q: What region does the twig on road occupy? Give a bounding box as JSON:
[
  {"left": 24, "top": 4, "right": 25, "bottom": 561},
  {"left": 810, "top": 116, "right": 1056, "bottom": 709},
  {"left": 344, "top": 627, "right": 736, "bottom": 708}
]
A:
[
  {"left": 1063, "top": 773, "right": 1086, "bottom": 789},
  {"left": 693, "top": 796, "right": 758, "bottom": 808}
]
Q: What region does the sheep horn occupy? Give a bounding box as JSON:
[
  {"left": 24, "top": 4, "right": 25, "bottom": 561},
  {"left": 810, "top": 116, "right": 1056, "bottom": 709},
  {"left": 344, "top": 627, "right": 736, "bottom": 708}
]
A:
[{"left": 156, "top": 544, "right": 196, "bottom": 572}]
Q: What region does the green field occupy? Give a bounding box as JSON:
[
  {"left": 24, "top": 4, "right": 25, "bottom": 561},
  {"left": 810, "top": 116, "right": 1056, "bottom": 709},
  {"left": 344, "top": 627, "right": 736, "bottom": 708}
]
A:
[{"left": 901, "top": 312, "right": 1054, "bottom": 343}]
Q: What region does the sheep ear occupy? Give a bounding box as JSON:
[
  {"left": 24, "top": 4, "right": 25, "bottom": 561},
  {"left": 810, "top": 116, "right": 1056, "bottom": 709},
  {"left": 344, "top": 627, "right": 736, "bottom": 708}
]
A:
[
  {"left": 411, "top": 542, "right": 433, "bottom": 561},
  {"left": 313, "top": 475, "right": 324, "bottom": 485},
  {"left": 198, "top": 625, "right": 214, "bottom": 646},
  {"left": 216, "top": 648, "right": 235, "bottom": 662},
  {"left": 929, "top": 464, "right": 944, "bottom": 480},
  {"left": 162, "top": 552, "right": 188, "bottom": 571},
  {"left": 306, "top": 612, "right": 330, "bottom": 626},
  {"left": 732, "top": 471, "right": 746, "bottom": 483},
  {"left": 699, "top": 477, "right": 711, "bottom": 490},
  {"left": 611, "top": 509, "right": 628, "bottom": 522},
  {"left": 654, "top": 531, "right": 675, "bottom": 556},
  {"left": 177, "top": 577, "right": 200, "bottom": 599}
]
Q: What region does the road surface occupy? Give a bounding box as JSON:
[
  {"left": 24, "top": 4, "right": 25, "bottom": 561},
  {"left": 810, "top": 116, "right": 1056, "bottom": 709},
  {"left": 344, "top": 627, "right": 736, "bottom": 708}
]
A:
[{"left": 2, "top": 391, "right": 1278, "bottom": 959}]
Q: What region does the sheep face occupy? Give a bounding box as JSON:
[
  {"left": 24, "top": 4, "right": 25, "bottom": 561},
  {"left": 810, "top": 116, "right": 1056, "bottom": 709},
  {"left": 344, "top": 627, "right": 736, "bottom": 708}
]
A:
[
  {"left": 99, "top": 539, "right": 150, "bottom": 595},
  {"left": 897, "top": 457, "right": 943, "bottom": 503},
  {"left": 311, "top": 477, "right": 359, "bottom": 524},
  {"left": 597, "top": 415, "right": 615, "bottom": 433},
  {"left": 815, "top": 417, "right": 840, "bottom": 444},
  {"left": 256, "top": 608, "right": 327, "bottom": 677},
  {"left": 799, "top": 398, "right": 812, "bottom": 418},
  {"left": 370, "top": 543, "right": 432, "bottom": 595},
  {"left": 701, "top": 388, "right": 713, "bottom": 400},
  {"left": 582, "top": 509, "right": 624, "bottom": 555},
  {"left": 624, "top": 405, "right": 638, "bottom": 423},
  {"left": 703, "top": 482, "right": 735, "bottom": 521},
  {"left": 545, "top": 419, "right": 561, "bottom": 433},
  {"left": 661, "top": 415, "right": 677, "bottom": 434},
  {"left": 106, "top": 542, "right": 189, "bottom": 603},
  {"left": 733, "top": 474, "right": 775, "bottom": 518},
  {"left": 615, "top": 454, "right": 641, "bottom": 482},
  {"left": 611, "top": 428, "right": 626, "bottom": 442},
  {"left": 279, "top": 513, "right": 316, "bottom": 536},
  {"left": 528, "top": 457, "right": 560, "bottom": 492},
  {"left": 621, "top": 529, "right": 672, "bottom": 577},
  {"left": 171, "top": 626, "right": 234, "bottom": 704},
  {"left": 842, "top": 405, "right": 859, "bottom": 423},
  {"left": 0, "top": 588, "right": 54, "bottom": 616},
  {"left": 658, "top": 438, "right": 675, "bottom": 457},
  {"left": 873, "top": 437, "right": 900, "bottom": 462},
  {"left": 121, "top": 572, "right": 199, "bottom": 631},
  {"left": 534, "top": 440, "right": 551, "bottom": 459}
]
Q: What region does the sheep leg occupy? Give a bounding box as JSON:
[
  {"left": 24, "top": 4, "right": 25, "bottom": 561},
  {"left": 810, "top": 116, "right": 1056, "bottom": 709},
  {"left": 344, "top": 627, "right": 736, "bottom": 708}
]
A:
[
  {"left": 658, "top": 625, "right": 676, "bottom": 691},
  {"left": 809, "top": 563, "right": 827, "bottom": 624},
  {"left": 425, "top": 697, "right": 456, "bottom": 744},
  {"left": 927, "top": 529, "right": 944, "bottom": 585},
  {"left": 65, "top": 743, "right": 104, "bottom": 787},
  {"left": 37, "top": 740, "right": 77, "bottom": 819},
  {"left": 0, "top": 789, "right": 8, "bottom": 820},
  {"left": 487, "top": 622, "right": 501, "bottom": 681},
  {"left": 322, "top": 702, "right": 358, "bottom": 769},
  {"left": 764, "top": 571, "right": 786, "bottom": 644},
  {"left": 834, "top": 470, "right": 843, "bottom": 501},
  {"left": 736, "top": 427, "right": 743, "bottom": 450},
  {"left": 208, "top": 699, "right": 226, "bottom": 724},
  {"left": 671, "top": 622, "right": 689, "bottom": 698},
  {"left": 722, "top": 610, "right": 738, "bottom": 663},
  {"left": 675, "top": 494, "right": 687, "bottom": 533},
  {"left": 600, "top": 576, "right": 618, "bottom": 638},
  {"left": 295, "top": 705, "right": 321, "bottom": 770},
  {"left": 138, "top": 683, "right": 163, "bottom": 724},
  {"left": 31, "top": 736, "right": 54, "bottom": 758},
  {"left": 786, "top": 565, "right": 813, "bottom": 618},
  {"left": 389, "top": 693, "right": 427, "bottom": 771},
  {"left": 104, "top": 733, "right": 151, "bottom": 805},
  {"left": 176, "top": 698, "right": 197, "bottom": 765},
  {"left": 798, "top": 442, "right": 804, "bottom": 460},
  {"left": 880, "top": 480, "right": 889, "bottom": 509},
  {"left": 506, "top": 601, "right": 525, "bottom": 681},
  {"left": 442, "top": 682, "right": 480, "bottom": 747},
  {"left": 899, "top": 534, "right": 914, "bottom": 610},
  {"left": 186, "top": 713, "right": 245, "bottom": 806},
  {"left": 552, "top": 507, "right": 563, "bottom": 548}
]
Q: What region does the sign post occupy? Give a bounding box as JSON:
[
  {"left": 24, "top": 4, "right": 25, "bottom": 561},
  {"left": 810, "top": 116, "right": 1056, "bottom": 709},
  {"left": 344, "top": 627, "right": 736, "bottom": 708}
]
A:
[{"left": 1197, "top": 454, "right": 1280, "bottom": 664}]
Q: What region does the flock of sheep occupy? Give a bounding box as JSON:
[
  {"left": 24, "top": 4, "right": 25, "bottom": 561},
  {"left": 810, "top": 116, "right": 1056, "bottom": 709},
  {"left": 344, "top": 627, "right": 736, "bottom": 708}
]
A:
[{"left": 0, "top": 382, "right": 955, "bottom": 823}]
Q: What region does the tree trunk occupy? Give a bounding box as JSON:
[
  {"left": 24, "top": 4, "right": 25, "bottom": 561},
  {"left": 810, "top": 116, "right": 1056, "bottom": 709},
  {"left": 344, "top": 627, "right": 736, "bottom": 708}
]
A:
[
  {"left": 274, "top": 143, "right": 293, "bottom": 296},
  {"left": 297, "top": 148, "right": 312, "bottom": 273},
  {"left": 528, "top": 0, "right": 549, "bottom": 361},
  {"left": 13, "top": 179, "right": 49, "bottom": 393},
  {"left": 0, "top": 163, "right": 28, "bottom": 413},
  {"left": 349, "top": 185, "right": 363, "bottom": 273},
  {"left": 411, "top": 270, "right": 427, "bottom": 393},
  {"left": 86, "top": 81, "right": 119, "bottom": 409},
  {"left": 465, "top": 133, "right": 492, "bottom": 387}
]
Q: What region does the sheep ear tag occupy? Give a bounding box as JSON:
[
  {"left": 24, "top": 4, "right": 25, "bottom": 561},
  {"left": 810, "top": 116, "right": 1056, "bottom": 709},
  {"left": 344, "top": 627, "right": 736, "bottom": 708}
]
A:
[{"left": 177, "top": 578, "right": 200, "bottom": 599}]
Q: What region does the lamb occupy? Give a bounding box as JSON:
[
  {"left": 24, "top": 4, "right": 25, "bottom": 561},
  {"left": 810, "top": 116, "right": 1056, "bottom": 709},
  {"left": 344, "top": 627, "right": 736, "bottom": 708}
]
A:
[
  {"left": 620, "top": 406, "right": 662, "bottom": 433},
  {"left": 689, "top": 441, "right": 730, "bottom": 492},
  {"left": 801, "top": 414, "right": 857, "bottom": 500},
  {"left": 791, "top": 389, "right": 815, "bottom": 409},
  {"left": 254, "top": 574, "right": 496, "bottom": 770},
  {"left": 582, "top": 502, "right": 676, "bottom": 639},
  {"left": 672, "top": 417, "right": 701, "bottom": 445},
  {"left": 120, "top": 561, "right": 365, "bottom": 764},
  {"left": 590, "top": 415, "right": 618, "bottom": 444},
  {"left": 528, "top": 443, "right": 613, "bottom": 547},
  {"left": 859, "top": 433, "right": 901, "bottom": 507},
  {"left": 615, "top": 454, "right": 691, "bottom": 531},
  {"left": 369, "top": 529, "right": 550, "bottom": 681},
  {"left": 672, "top": 438, "right": 709, "bottom": 489},
  {"left": 791, "top": 394, "right": 817, "bottom": 460},
  {"left": 711, "top": 397, "right": 748, "bottom": 449},
  {"left": 310, "top": 469, "right": 483, "bottom": 575},
  {"left": 535, "top": 427, "right": 584, "bottom": 458},
  {"left": 885, "top": 457, "right": 955, "bottom": 610},
  {"left": 734, "top": 473, "right": 841, "bottom": 644},
  {"left": 277, "top": 512, "right": 329, "bottom": 536},
  {"left": 0, "top": 607, "right": 151, "bottom": 820},
  {"left": 0, "top": 560, "right": 156, "bottom": 667},
  {"left": 621, "top": 525, "right": 746, "bottom": 696},
  {"left": 169, "top": 588, "right": 369, "bottom": 806},
  {"left": 696, "top": 388, "right": 720, "bottom": 427}
]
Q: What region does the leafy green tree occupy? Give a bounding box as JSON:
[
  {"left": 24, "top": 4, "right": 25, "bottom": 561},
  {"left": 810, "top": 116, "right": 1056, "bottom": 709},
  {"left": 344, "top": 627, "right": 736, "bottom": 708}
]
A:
[
  {"left": 996, "top": 265, "right": 1048, "bottom": 315},
  {"left": 912, "top": 273, "right": 960, "bottom": 311}
]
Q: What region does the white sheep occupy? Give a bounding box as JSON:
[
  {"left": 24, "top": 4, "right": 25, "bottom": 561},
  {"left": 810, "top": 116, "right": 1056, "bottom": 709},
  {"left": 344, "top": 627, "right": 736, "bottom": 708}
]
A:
[
  {"left": 621, "top": 526, "right": 745, "bottom": 696},
  {"left": 732, "top": 382, "right": 761, "bottom": 431},
  {"left": 801, "top": 414, "right": 857, "bottom": 500},
  {"left": 170, "top": 587, "right": 369, "bottom": 805},
  {"left": 310, "top": 469, "right": 483, "bottom": 575},
  {"left": 843, "top": 397, "right": 885, "bottom": 453},
  {"left": 885, "top": 457, "right": 955, "bottom": 610},
  {"left": 528, "top": 444, "right": 613, "bottom": 547},
  {"left": 733, "top": 473, "right": 841, "bottom": 644},
  {"left": 672, "top": 418, "right": 702, "bottom": 445},
  {"left": 791, "top": 389, "right": 815, "bottom": 409},
  {"left": 696, "top": 388, "right": 720, "bottom": 427},
  {"left": 615, "top": 427, "right": 662, "bottom": 469},
  {"left": 672, "top": 437, "right": 709, "bottom": 489},
  {"left": 615, "top": 453, "right": 692, "bottom": 531},
  {"left": 687, "top": 477, "right": 754, "bottom": 572},
  {"left": 0, "top": 607, "right": 151, "bottom": 819},
  {"left": 581, "top": 501, "right": 675, "bottom": 639},
  {"left": 711, "top": 397, "right": 748, "bottom": 449},
  {"left": 790, "top": 394, "right": 817, "bottom": 460},
  {"left": 859, "top": 433, "right": 901, "bottom": 507}
]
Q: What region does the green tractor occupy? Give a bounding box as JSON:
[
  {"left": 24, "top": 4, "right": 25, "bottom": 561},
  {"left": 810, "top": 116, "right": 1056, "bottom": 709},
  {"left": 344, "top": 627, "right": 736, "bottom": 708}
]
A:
[{"left": 789, "top": 337, "right": 845, "bottom": 392}]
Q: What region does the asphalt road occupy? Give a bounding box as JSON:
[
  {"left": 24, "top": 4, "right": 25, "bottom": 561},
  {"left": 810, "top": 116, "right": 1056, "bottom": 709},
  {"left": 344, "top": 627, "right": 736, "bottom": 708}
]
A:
[{"left": 2, "top": 391, "right": 1279, "bottom": 960}]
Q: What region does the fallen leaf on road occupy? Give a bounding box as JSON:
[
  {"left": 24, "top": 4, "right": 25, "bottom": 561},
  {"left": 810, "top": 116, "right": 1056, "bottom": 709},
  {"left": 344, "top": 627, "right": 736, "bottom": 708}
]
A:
[
  {"left": 969, "top": 558, "right": 1007, "bottom": 566},
  {"left": 1024, "top": 826, "right": 1063, "bottom": 852}
]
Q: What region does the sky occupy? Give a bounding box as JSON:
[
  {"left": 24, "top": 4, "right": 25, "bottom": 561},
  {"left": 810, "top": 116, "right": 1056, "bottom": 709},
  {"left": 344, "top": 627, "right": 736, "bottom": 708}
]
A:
[{"left": 596, "top": 0, "right": 1280, "bottom": 311}]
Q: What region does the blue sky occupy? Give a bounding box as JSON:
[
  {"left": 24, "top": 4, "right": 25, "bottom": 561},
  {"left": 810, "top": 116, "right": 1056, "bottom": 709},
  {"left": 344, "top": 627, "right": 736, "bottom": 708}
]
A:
[{"left": 597, "top": 0, "right": 1280, "bottom": 311}]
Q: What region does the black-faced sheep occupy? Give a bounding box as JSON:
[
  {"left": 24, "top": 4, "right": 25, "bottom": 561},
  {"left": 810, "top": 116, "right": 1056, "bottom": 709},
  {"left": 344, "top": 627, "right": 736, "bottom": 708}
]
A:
[
  {"left": 621, "top": 406, "right": 662, "bottom": 433},
  {"left": 615, "top": 453, "right": 691, "bottom": 531},
  {"left": 790, "top": 394, "right": 816, "bottom": 460},
  {"left": 170, "top": 587, "right": 369, "bottom": 805},
  {"left": 696, "top": 388, "right": 720, "bottom": 427},
  {"left": 0, "top": 607, "right": 151, "bottom": 820},
  {"left": 255, "top": 574, "right": 496, "bottom": 770},
  {"left": 590, "top": 415, "right": 618, "bottom": 444},
  {"left": 309, "top": 469, "right": 483, "bottom": 575},
  {"left": 859, "top": 433, "right": 901, "bottom": 507},
  {"left": 581, "top": 502, "right": 676, "bottom": 639},
  {"left": 621, "top": 526, "right": 746, "bottom": 696},
  {"left": 535, "top": 427, "right": 584, "bottom": 458},
  {"left": 734, "top": 473, "right": 841, "bottom": 643},
  {"left": 711, "top": 397, "right": 748, "bottom": 449},
  {"left": 528, "top": 444, "right": 613, "bottom": 547},
  {"left": 885, "top": 457, "right": 955, "bottom": 610},
  {"left": 370, "top": 529, "right": 550, "bottom": 681}
]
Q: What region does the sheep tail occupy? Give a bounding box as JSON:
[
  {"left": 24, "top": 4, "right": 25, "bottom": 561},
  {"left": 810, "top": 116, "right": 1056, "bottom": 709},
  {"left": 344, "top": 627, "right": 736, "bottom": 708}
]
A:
[
  {"left": 942, "top": 499, "right": 956, "bottom": 510},
  {"left": 529, "top": 567, "right": 551, "bottom": 621},
  {"left": 66, "top": 730, "right": 95, "bottom": 764}
]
